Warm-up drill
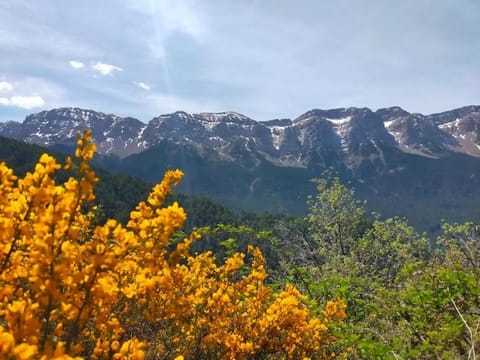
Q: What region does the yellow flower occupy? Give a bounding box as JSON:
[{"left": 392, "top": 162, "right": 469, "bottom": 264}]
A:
[
  {"left": 0, "top": 130, "right": 343, "bottom": 360},
  {"left": 13, "top": 343, "right": 37, "bottom": 360}
]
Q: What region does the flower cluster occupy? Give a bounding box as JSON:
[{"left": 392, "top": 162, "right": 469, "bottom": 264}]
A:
[{"left": 0, "top": 131, "right": 345, "bottom": 359}]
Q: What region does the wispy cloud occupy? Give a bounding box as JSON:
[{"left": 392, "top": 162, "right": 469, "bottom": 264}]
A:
[
  {"left": 125, "top": 0, "right": 208, "bottom": 59},
  {"left": 0, "top": 3, "right": 101, "bottom": 68},
  {"left": 126, "top": 0, "right": 207, "bottom": 40},
  {"left": 0, "top": 95, "right": 45, "bottom": 109},
  {"left": 69, "top": 60, "right": 85, "bottom": 70},
  {"left": 135, "top": 82, "right": 150, "bottom": 91},
  {"left": 92, "top": 62, "right": 123, "bottom": 76}
]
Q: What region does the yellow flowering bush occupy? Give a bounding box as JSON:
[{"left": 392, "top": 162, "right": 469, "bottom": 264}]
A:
[{"left": 0, "top": 131, "right": 345, "bottom": 359}]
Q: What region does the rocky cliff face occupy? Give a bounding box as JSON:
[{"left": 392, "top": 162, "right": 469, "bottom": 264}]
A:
[{"left": 380, "top": 105, "right": 480, "bottom": 157}]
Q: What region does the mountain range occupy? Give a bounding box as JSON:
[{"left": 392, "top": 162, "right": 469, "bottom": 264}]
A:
[
  {"left": 2, "top": 105, "right": 480, "bottom": 231},
  {"left": 3, "top": 105, "right": 480, "bottom": 160}
]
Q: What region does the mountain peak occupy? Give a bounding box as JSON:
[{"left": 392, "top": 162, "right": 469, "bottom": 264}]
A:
[
  {"left": 294, "top": 107, "right": 374, "bottom": 123},
  {"left": 195, "top": 112, "right": 254, "bottom": 125},
  {"left": 375, "top": 106, "right": 410, "bottom": 121}
]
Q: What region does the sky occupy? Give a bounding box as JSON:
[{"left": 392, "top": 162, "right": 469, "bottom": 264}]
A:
[{"left": 0, "top": 0, "right": 479, "bottom": 122}]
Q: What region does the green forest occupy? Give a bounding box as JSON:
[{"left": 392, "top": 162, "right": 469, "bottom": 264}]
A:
[{"left": 1, "top": 135, "right": 479, "bottom": 359}]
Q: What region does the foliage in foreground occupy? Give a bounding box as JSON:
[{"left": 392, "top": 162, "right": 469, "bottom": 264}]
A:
[
  {"left": 278, "top": 174, "right": 480, "bottom": 359},
  {"left": 0, "top": 131, "right": 345, "bottom": 359}
]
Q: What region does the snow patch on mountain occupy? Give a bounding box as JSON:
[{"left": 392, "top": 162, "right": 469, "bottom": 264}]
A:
[
  {"left": 383, "top": 120, "right": 404, "bottom": 144},
  {"left": 268, "top": 125, "right": 287, "bottom": 150},
  {"left": 326, "top": 116, "right": 351, "bottom": 125},
  {"left": 439, "top": 118, "right": 461, "bottom": 130},
  {"left": 384, "top": 120, "right": 394, "bottom": 128}
]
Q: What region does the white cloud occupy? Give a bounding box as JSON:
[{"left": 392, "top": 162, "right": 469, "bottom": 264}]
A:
[
  {"left": 0, "top": 95, "right": 46, "bottom": 109},
  {"left": 9, "top": 96, "right": 46, "bottom": 109},
  {"left": 69, "top": 60, "right": 85, "bottom": 69},
  {"left": 136, "top": 82, "right": 150, "bottom": 91},
  {"left": 0, "top": 81, "right": 13, "bottom": 93},
  {"left": 0, "top": 77, "right": 68, "bottom": 111},
  {"left": 92, "top": 62, "right": 123, "bottom": 76}
]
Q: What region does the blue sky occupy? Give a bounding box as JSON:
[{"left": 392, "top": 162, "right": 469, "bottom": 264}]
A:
[{"left": 0, "top": 0, "right": 479, "bottom": 122}]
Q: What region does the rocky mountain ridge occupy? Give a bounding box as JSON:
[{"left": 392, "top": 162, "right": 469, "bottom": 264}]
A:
[{"left": 2, "top": 105, "right": 480, "bottom": 169}]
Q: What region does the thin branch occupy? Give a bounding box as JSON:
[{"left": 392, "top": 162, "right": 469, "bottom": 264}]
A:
[{"left": 451, "top": 298, "right": 476, "bottom": 360}]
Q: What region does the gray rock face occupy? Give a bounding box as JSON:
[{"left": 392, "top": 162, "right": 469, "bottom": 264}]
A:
[
  {"left": 2, "top": 105, "right": 480, "bottom": 168},
  {"left": 435, "top": 107, "right": 480, "bottom": 156},
  {"left": 385, "top": 114, "right": 457, "bottom": 156},
  {"left": 426, "top": 105, "right": 480, "bottom": 125},
  {"left": 379, "top": 105, "right": 480, "bottom": 157},
  {"left": 11, "top": 108, "right": 146, "bottom": 158},
  {"left": 0, "top": 121, "right": 22, "bottom": 140}
]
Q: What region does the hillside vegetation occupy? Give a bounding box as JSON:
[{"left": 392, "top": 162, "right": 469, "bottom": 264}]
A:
[{"left": 0, "top": 132, "right": 479, "bottom": 359}]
